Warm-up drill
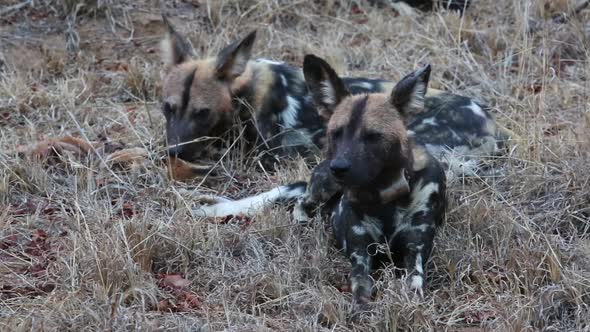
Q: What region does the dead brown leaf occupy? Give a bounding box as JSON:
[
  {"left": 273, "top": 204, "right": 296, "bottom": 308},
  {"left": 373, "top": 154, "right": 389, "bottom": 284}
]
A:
[
  {"left": 164, "top": 157, "right": 213, "bottom": 181},
  {"left": 0, "top": 234, "right": 18, "bottom": 249},
  {"left": 156, "top": 299, "right": 174, "bottom": 312},
  {"left": 18, "top": 136, "right": 98, "bottom": 162},
  {"left": 31, "top": 229, "right": 47, "bottom": 242},
  {"left": 121, "top": 202, "right": 134, "bottom": 219},
  {"left": 106, "top": 147, "right": 148, "bottom": 169}
]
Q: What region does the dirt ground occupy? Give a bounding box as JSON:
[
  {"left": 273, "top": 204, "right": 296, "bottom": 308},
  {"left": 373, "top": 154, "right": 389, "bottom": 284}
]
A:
[{"left": 1, "top": 0, "right": 589, "bottom": 331}]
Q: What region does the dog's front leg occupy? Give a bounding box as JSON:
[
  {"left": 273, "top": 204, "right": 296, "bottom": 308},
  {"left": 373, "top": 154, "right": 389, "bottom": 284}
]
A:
[
  {"left": 400, "top": 229, "right": 436, "bottom": 298},
  {"left": 403, "top": 244, "right": 428, "bottom": 297},
  {"left": 346, "top": 228, "right": 375, "bottom": 305}
]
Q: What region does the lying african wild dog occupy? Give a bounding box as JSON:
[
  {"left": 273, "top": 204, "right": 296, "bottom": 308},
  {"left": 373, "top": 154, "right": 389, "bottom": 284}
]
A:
[
  {"left": 161, "top": 17, "right": 392, "bottom": 164},
  {"left": 159, "top": 17, "right": 509, "bottom": 174},
  {"left": 195, "top": 55, "right": 447, "bottom": 304}
]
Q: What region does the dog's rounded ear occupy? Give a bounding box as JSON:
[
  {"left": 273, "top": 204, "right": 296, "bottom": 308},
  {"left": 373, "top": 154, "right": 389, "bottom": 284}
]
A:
[
  {"left": 303, "top": 54, "right": 350, "bottom": 119},
  {"left": 215, "top": 30, "right": 257, "bottom": 81},
  {"left": 160, "top": 15, "right": 196, "bottom": 68},
  {"left": 390, "top": 64, "right": 431, "bottom": 118}
]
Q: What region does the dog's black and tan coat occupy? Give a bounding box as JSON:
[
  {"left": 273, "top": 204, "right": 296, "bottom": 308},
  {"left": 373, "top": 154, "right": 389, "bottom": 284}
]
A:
[{"left": 306, "top": 56, "right": 446, "bottom": 303}]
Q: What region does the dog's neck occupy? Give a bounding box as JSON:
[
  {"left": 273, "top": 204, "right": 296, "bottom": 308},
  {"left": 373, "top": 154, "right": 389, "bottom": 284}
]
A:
[
  {"left": 345, "top": 166, "right": 413, "bottom": 208},
  {"left": 377, "top": 167, "right": 412, "bottom": 203},
  {"left": 230, "top": 60, "right": 293, "bottom": 121}
]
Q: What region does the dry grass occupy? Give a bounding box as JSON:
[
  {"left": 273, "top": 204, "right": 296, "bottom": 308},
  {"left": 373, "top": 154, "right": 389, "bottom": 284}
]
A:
[{"left": 1, "top": 0, "right": 590, "bottom": 331}]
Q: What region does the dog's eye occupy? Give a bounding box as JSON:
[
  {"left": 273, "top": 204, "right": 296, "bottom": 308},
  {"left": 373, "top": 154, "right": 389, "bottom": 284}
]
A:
[
  {"left": 163, "top": 102, "right": 175, "bottom": 117},
  {"left": 363, "top": 131, "right": 382, "bottom": 142},
  {"left": 193, "top": 108, "right": 211, "bottom": 119}
]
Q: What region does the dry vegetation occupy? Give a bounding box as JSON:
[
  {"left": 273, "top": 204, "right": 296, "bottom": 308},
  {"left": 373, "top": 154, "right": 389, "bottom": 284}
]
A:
[{"left": 1, "top": 0, "right": 590, "bottom": 331}]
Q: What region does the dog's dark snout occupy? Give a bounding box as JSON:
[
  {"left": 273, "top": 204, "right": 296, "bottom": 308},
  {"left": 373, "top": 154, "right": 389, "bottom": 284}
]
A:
[{"left": 330, "top": 159, "right": 351, "bottom": 177}]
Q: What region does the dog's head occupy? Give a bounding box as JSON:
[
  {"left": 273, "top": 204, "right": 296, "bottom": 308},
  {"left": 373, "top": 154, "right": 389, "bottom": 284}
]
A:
[
  {"left": 303, "top": 54, "right": 430, "bottom": 190},
  {"left": 160, "top": 17, "right": 256, "bottom": 161}
]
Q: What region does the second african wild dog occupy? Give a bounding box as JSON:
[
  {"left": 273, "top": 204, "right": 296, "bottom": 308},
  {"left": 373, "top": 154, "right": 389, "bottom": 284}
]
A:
[
  {"left": 159, "top": 17, "right": 510, "bottom": 175},
  {"left": 194, "top": 55, "right": 447, "bottom": 304},
  {"left": 160, "top": 17, "right": 392, "bottom": 165}
]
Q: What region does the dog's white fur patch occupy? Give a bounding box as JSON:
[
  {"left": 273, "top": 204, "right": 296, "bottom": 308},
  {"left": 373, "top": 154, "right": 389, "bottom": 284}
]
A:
[
  {"left": 337, "top": 199, "right": 344, "bottom": 215},
  {"left": 255, "top": 58, "right": 284, "bottom": 65},
  {"left": 280, "top": 96, "right": 300, "bottom": 128},
  {"left": 390, "top": 181, "right": 439, "bottom": 238},
  {"left": 352, "top": 225, "right": 367, "bottom": 235},
  {"left": 320, "top": 80, "right": 336, "bottom": 105},
  {"left": 392, "top": 222, "right": 434, "bottom": 239},
  {"left": 352, "top": 81, "right": 373, "bottom": 90},
  {"left": 421, "top": 117, "right": 438, "bottom": 126},
  {"left": 410, "top": 275, "right": 424, "bottom": 294},
  {"left": 408, "top": 81, "right": 426, "bottom": 111},
  {"left": 466, "top": 101, "right": 488, "bottom": 119},
  {"left": 415, "top": 253, "right": 424, "bottom": 274},
  {"left": 408, "top": 181, "right": 439, "bottom": 215},
  {"left": 361, "top": 215, "right": 384, "bottom": 241},
  {"left": 193, "top": 184, "right": 305, "bottom": 217}
]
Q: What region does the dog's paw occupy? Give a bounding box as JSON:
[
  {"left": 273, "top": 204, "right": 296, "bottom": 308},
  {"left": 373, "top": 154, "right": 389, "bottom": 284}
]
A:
[
  {"left": 408, "top": 274, "right": 425, "bottom": 299},
  {"left": 292, "top": 197, "right": 310, "bottom": 224}
]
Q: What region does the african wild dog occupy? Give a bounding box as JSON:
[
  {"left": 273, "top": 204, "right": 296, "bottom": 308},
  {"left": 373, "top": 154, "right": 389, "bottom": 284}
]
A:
[
  {"left": 194, "top": 55, "right": 447, "bottom": 304},
  {"left": 159, "top": 16, "right": 509, "bottom": 174},
  {"left": 305, "top": 56, "right": 447, "bottom": 303},
  {"left": 160, "top": 17, "right": 394, "bottom": 164}
]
